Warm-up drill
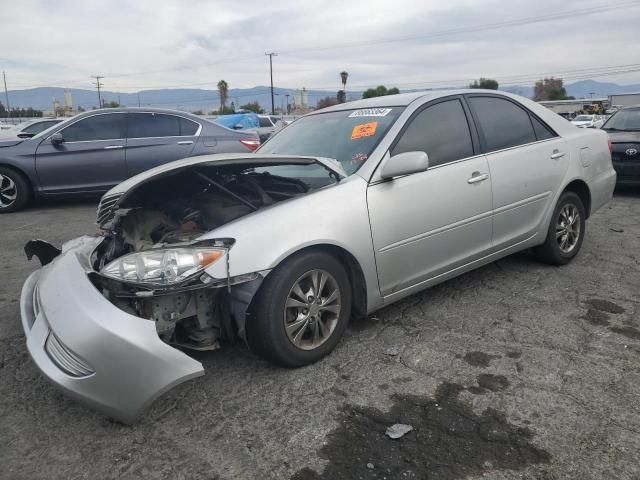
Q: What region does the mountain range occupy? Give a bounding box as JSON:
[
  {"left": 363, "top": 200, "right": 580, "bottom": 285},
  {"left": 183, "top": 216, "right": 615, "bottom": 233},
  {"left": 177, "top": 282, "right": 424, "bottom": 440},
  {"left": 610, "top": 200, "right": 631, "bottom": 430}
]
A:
[{"left": 4, "top": 79, "right": 640, "bottom": 113}]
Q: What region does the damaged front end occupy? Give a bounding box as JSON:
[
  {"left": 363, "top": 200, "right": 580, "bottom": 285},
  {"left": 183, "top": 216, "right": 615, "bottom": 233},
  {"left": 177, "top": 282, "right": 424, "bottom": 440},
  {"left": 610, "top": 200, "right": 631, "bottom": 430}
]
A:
[
  {"left": 21, "top": 155, "right": 340, "bottom": 422},
  {"left": 90, "top": 156, "right": 337, "bottom": 352}
]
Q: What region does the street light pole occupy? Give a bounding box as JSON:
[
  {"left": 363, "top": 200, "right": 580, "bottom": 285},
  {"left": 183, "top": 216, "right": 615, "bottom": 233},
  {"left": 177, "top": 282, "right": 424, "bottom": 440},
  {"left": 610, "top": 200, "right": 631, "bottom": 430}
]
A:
[{"left": 265, "top": 52, "right": 278, "bottom": 115}]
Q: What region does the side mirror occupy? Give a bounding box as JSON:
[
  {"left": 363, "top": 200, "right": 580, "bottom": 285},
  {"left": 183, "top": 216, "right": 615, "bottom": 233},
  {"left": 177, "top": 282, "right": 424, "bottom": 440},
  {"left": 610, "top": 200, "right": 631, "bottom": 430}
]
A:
[
  {"left": 50, "top": 132, "right": 64, "bottom": 145},
  {"left": 380, "top": 151, "right": 429, "bottom": 179}
]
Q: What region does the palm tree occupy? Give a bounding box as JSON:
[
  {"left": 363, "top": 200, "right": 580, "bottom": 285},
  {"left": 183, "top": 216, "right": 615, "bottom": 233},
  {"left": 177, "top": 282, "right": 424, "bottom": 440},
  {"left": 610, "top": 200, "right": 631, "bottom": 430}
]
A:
[
  {"left": 340, "top": 71, "right": 349, "bottom": 95},
  {"left": 217, "top": 80, "right": 229, "bottom": 112}
]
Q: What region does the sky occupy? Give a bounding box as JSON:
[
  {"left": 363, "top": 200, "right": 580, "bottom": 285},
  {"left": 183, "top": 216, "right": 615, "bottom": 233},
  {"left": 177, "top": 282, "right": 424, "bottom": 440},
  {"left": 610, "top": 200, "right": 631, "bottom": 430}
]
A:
[{"left": 2, "top": 0, "right": 640, "bottom": 93}]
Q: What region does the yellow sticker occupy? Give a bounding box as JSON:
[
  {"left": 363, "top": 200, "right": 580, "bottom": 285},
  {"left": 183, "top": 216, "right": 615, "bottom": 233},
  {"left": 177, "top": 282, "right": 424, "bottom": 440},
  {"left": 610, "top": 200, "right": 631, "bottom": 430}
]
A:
[{"left": 351, "top": 121, "right": 378, "bottom": 140}]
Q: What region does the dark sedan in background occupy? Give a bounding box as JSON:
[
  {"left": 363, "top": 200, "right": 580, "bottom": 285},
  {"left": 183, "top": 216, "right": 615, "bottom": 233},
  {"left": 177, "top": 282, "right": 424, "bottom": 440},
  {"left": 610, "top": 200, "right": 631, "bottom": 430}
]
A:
[
  {"left": 0, "top": 108, "right": 260, "bottom": 212},
  {"left": 602, "top": 105, "right": 640, "bottom": 185}
]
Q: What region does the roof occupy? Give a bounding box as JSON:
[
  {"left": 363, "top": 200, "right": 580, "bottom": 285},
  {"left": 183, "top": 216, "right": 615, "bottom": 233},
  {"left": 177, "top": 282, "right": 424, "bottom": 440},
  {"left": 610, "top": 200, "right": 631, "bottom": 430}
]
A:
[
  {"left": 71, "top": 106, "right": 205, "bottom": 121},
  {"left": 311, "top": 89, "right": 526, "bottom": 113}
]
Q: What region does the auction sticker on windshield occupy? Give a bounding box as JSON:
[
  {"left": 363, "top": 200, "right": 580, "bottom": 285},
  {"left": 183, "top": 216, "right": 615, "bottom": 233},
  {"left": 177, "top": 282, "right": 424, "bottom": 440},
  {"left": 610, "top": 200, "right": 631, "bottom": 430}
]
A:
[
  {"left": 351, "top": 122, "right": 378, "bottom": 140},
  {"left": 348, "top": 108, "right": 392, "bottom": 118}
]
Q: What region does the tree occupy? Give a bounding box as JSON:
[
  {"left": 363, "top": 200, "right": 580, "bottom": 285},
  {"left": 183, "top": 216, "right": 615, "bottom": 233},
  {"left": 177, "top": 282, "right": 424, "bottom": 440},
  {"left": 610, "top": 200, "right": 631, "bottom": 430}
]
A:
[
  {"left": 192, "top": 109, "right": 204, "bottom": 115},
  {"left": 317, "top": 96, "right": 338, "bottom": 109},
  {"left": 239, "top": 101, "right": 264, "bottom": 113},
  {"left": 362, "top": 85, "right": 400, "bottom": 99},
  {"left": 217, "top": 80, "right": 229, "bottom": 112},
  {"left": 533, "top": 77, "right": 574, "bottom": 101},
  {"left": 104, "top": 101, "right": 120, "bottom": 108},
  {"left": 469, "top": 77, "right": 499, "bottom": 90},
  {"left": 337, "top": 90, "right": 346, "bottom": 103},
  {"left": 340, "top": 71, "right": 349, "bottom": 92}
]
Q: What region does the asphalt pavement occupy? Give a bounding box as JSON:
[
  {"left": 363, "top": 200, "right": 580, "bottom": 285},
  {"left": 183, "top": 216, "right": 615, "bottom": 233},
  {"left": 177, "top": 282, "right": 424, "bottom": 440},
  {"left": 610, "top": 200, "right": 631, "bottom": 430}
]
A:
[{"left": 1, "top": 191, "right": 639, "bottom": 480}]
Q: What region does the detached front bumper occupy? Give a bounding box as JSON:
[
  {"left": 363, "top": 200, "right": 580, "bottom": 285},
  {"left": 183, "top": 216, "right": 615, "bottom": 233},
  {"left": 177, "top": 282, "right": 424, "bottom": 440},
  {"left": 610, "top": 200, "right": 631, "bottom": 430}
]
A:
[{"left": 20, "top": 237, "right": 204, "bottom": 424}]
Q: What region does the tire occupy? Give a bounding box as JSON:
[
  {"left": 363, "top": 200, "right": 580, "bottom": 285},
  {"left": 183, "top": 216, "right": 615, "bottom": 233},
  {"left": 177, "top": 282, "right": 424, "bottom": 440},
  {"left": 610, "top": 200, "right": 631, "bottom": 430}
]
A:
[
  {"left": 0, "top": 167, "right": 30, "bottom": 213},
  {"left": 534, "top": 191, "right": 585, "bottom": 265},
  {"left": 247, "top": 251, "right": 352, "bottom": 367}
]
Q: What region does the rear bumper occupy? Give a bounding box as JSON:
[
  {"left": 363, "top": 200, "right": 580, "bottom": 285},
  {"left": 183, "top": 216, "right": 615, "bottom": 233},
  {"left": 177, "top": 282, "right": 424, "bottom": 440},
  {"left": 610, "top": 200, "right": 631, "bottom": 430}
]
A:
[
  {"left": 612, "top": 156, "right": 640, "bottom": 185},
  {"left": 20, "top": 237, "right": 204, "bottom": 423}
]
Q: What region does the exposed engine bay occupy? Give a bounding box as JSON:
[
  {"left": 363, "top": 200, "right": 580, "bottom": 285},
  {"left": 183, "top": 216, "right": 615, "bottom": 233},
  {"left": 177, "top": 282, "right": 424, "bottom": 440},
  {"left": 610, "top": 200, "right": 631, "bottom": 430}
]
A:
[{"left": 90, "top": 161, "right": 335, "bottom": 351}]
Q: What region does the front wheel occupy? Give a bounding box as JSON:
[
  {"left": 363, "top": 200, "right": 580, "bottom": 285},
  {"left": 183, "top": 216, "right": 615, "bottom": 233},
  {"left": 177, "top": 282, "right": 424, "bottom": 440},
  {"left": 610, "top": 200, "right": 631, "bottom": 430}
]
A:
[
  {"left": 0, "top": 167, "right": 30, "bottom": 213},
  {"left": 534, "top": 191, "right": 585, "bottom": 265},
  {"left": 247, "top": 251, "right": 352, "bottom": 367}
]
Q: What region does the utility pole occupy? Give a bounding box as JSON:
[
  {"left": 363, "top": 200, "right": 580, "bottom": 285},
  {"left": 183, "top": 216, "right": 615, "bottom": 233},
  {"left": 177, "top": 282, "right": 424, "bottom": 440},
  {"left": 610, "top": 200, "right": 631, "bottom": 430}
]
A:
[
  {"left": 137, "top": 94, "right": 141, "bottom": 107},
  {"left": 2, "top": 71, "right": 10, "bottom": 114},
  {"left": 265, "top": 52, "right": 278, "bottom": 115},
  {"left": 92, "top": 75, "right": 104, "bottom": 108}
]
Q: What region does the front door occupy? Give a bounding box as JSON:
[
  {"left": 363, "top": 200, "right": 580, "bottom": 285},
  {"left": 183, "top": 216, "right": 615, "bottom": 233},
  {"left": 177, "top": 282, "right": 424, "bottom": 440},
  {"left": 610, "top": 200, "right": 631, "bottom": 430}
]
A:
[
  {"left": 367, "top": 97, "right": 493, "bottom": 297},
  {"left": 35, "top": 113, "right": 127, "bottom": 194}
]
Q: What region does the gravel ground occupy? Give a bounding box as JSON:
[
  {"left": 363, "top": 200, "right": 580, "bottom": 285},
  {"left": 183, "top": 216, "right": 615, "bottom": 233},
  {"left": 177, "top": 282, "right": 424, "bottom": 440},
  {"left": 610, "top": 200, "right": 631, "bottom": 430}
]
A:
[{"left": 1, "top": 191, "right": 639, "bottom": 480}]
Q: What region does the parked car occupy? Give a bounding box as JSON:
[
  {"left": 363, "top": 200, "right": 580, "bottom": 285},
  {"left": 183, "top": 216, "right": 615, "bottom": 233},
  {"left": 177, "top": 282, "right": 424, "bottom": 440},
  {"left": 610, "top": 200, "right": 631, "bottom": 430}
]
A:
[
  {"left": 20, "top": 90, "right": 615, "bottom": 422},
  {"left": 571, "top": 114, "right": 605, "bottom": 129},
  {"left": 213, "top": 112, "right": 284, "bottom": 143},
  {"left": 0, "top": 118, "right": 63, "bottom": 138},
  {"left": 0, "top": 108, "right": 260, "bottom": 212},
  {"left": 601, "top": 105, "right": 640, "bottom": 185}
]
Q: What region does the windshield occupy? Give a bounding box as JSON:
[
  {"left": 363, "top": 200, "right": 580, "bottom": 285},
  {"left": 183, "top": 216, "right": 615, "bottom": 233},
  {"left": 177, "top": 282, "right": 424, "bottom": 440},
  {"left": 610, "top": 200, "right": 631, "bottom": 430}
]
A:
[
  {"left": 602, "top": 109, "right": 640, "bottom": 130},
  {"left": 573, "top": 115, "right": 593, "bottom": 122},
  {"left": 258, "top": 107, "right": 404, "bottom": 175}
]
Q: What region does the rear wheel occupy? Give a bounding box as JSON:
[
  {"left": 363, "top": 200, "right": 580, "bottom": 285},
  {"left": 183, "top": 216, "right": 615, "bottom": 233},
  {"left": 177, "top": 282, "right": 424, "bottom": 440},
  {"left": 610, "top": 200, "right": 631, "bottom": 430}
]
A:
[
  {"left": 0, "top": 167, "right": 30, "bottom": 213},
  {"left": 534, "top": 191, "right": 585, "bottom": 265},
  {"left": 247, "top": 251, "right": 352, "bottom": 367}
]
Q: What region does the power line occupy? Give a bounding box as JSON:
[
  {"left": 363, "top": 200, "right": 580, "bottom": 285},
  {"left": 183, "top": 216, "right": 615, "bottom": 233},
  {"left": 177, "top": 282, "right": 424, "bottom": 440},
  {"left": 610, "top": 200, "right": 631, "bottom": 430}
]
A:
[
  {"left": 279, "top": 1, "right": 640, "bottom": 55},
  {"left": 7, "top": 0, "right": 638, "bottom": 91}
]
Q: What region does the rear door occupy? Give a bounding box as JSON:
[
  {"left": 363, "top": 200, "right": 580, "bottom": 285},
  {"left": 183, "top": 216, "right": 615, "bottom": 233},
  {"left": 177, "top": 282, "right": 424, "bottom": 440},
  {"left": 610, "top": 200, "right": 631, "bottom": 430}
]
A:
[
  {"left": 35, "top": 113, "right": 127, "bottom": 194},
  {"left": 466, "top": 94, "right": 569, "bottom": 249},
  {"left": 125, "top": 112, "right": 200, "bottom": 176}
]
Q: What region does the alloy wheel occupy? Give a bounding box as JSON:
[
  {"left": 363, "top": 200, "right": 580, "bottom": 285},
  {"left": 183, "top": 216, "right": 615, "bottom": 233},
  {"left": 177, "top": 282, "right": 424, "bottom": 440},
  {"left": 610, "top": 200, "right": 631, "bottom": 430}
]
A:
[
  {"left": 556, "top": 203, "right": 581, "bottom": 254},
  {"left": 0, "top": 174, "right": 17, "bottom": 208},
  {"left": 283, "top": 269, "right": 341, "bottom": 350}
]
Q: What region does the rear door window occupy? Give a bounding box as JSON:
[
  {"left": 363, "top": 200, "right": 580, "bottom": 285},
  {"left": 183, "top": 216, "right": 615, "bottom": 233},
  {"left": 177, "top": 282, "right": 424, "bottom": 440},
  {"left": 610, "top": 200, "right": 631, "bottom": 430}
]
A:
[
  {"left": 391, "top": 99, "right": 474, "bottom": 167},
  {"left": 61, "top": 114, "right": 126, "bottom": 142},
  {"left": 467, "top": 96, "right": 537, "bottom": 152},
  {"left": 127, "top": 113, "right": 188, "bottom": 138}
]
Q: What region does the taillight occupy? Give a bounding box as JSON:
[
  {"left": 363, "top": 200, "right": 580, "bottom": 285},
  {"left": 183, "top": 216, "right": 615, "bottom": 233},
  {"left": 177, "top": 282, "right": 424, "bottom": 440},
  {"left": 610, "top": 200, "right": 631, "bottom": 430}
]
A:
[
  {"left": 607, "top": 137, "right": 613, "bottom": 154},
  {"left": 240, "top": 138, "right": 260, "bottom": 151}
]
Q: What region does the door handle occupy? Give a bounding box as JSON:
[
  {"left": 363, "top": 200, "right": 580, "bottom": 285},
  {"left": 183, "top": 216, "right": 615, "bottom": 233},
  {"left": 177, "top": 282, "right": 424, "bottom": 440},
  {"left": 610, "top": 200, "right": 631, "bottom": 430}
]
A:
[
  {"left": 103, "top": 145, "right": 124, "bottom": 150},
  {"left": 467, "top": 172, "right": 489, "bottom": 184},
  {"left": 550, "top": 150, "right": 566, "bottom": 160},
  {"left": 177, "top": 141, "right": 193, "bottom": 145}
]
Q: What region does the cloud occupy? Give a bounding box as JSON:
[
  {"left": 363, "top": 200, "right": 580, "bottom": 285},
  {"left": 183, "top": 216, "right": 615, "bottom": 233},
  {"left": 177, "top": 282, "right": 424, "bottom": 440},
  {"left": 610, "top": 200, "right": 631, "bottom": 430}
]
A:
[{"left": 1, "top": 0, "right": 639, "bottom": 92}]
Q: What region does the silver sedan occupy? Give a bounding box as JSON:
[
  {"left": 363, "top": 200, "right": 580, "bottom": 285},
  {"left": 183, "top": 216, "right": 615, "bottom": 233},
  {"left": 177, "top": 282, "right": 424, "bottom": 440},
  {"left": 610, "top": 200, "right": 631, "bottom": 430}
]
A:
[{"left": 20, "top": 90, "right": 616, "bottom": 422}]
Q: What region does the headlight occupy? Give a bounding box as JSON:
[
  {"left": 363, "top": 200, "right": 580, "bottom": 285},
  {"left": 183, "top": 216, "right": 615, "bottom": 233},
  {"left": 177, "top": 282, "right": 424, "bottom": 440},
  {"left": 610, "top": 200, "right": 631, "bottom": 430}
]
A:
[{"left": 101, "top": 248, "right": 225, "bottom": 285}]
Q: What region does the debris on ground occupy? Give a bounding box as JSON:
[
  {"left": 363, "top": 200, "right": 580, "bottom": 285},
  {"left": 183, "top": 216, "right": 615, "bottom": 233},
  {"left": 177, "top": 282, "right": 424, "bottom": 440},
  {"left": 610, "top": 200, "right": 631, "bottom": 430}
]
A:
[
  {"left": 383, "top": 346, "right": 401, "bottom": 356},
  {"left": 385, "top": 423, "right": 413, "bottom": 439}
]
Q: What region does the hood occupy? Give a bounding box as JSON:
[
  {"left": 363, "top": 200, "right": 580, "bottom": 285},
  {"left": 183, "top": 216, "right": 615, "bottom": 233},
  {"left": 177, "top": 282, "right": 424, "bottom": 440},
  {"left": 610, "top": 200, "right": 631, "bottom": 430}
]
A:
[
  {"left": 0, "top": 137, "right": 24, "bottom": 148},
  {"left": 605, "top": 130, "right": 640, "bottom": 143},
  {"left": 105, "top": 153, "right": 347, "bottom": 197}
]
